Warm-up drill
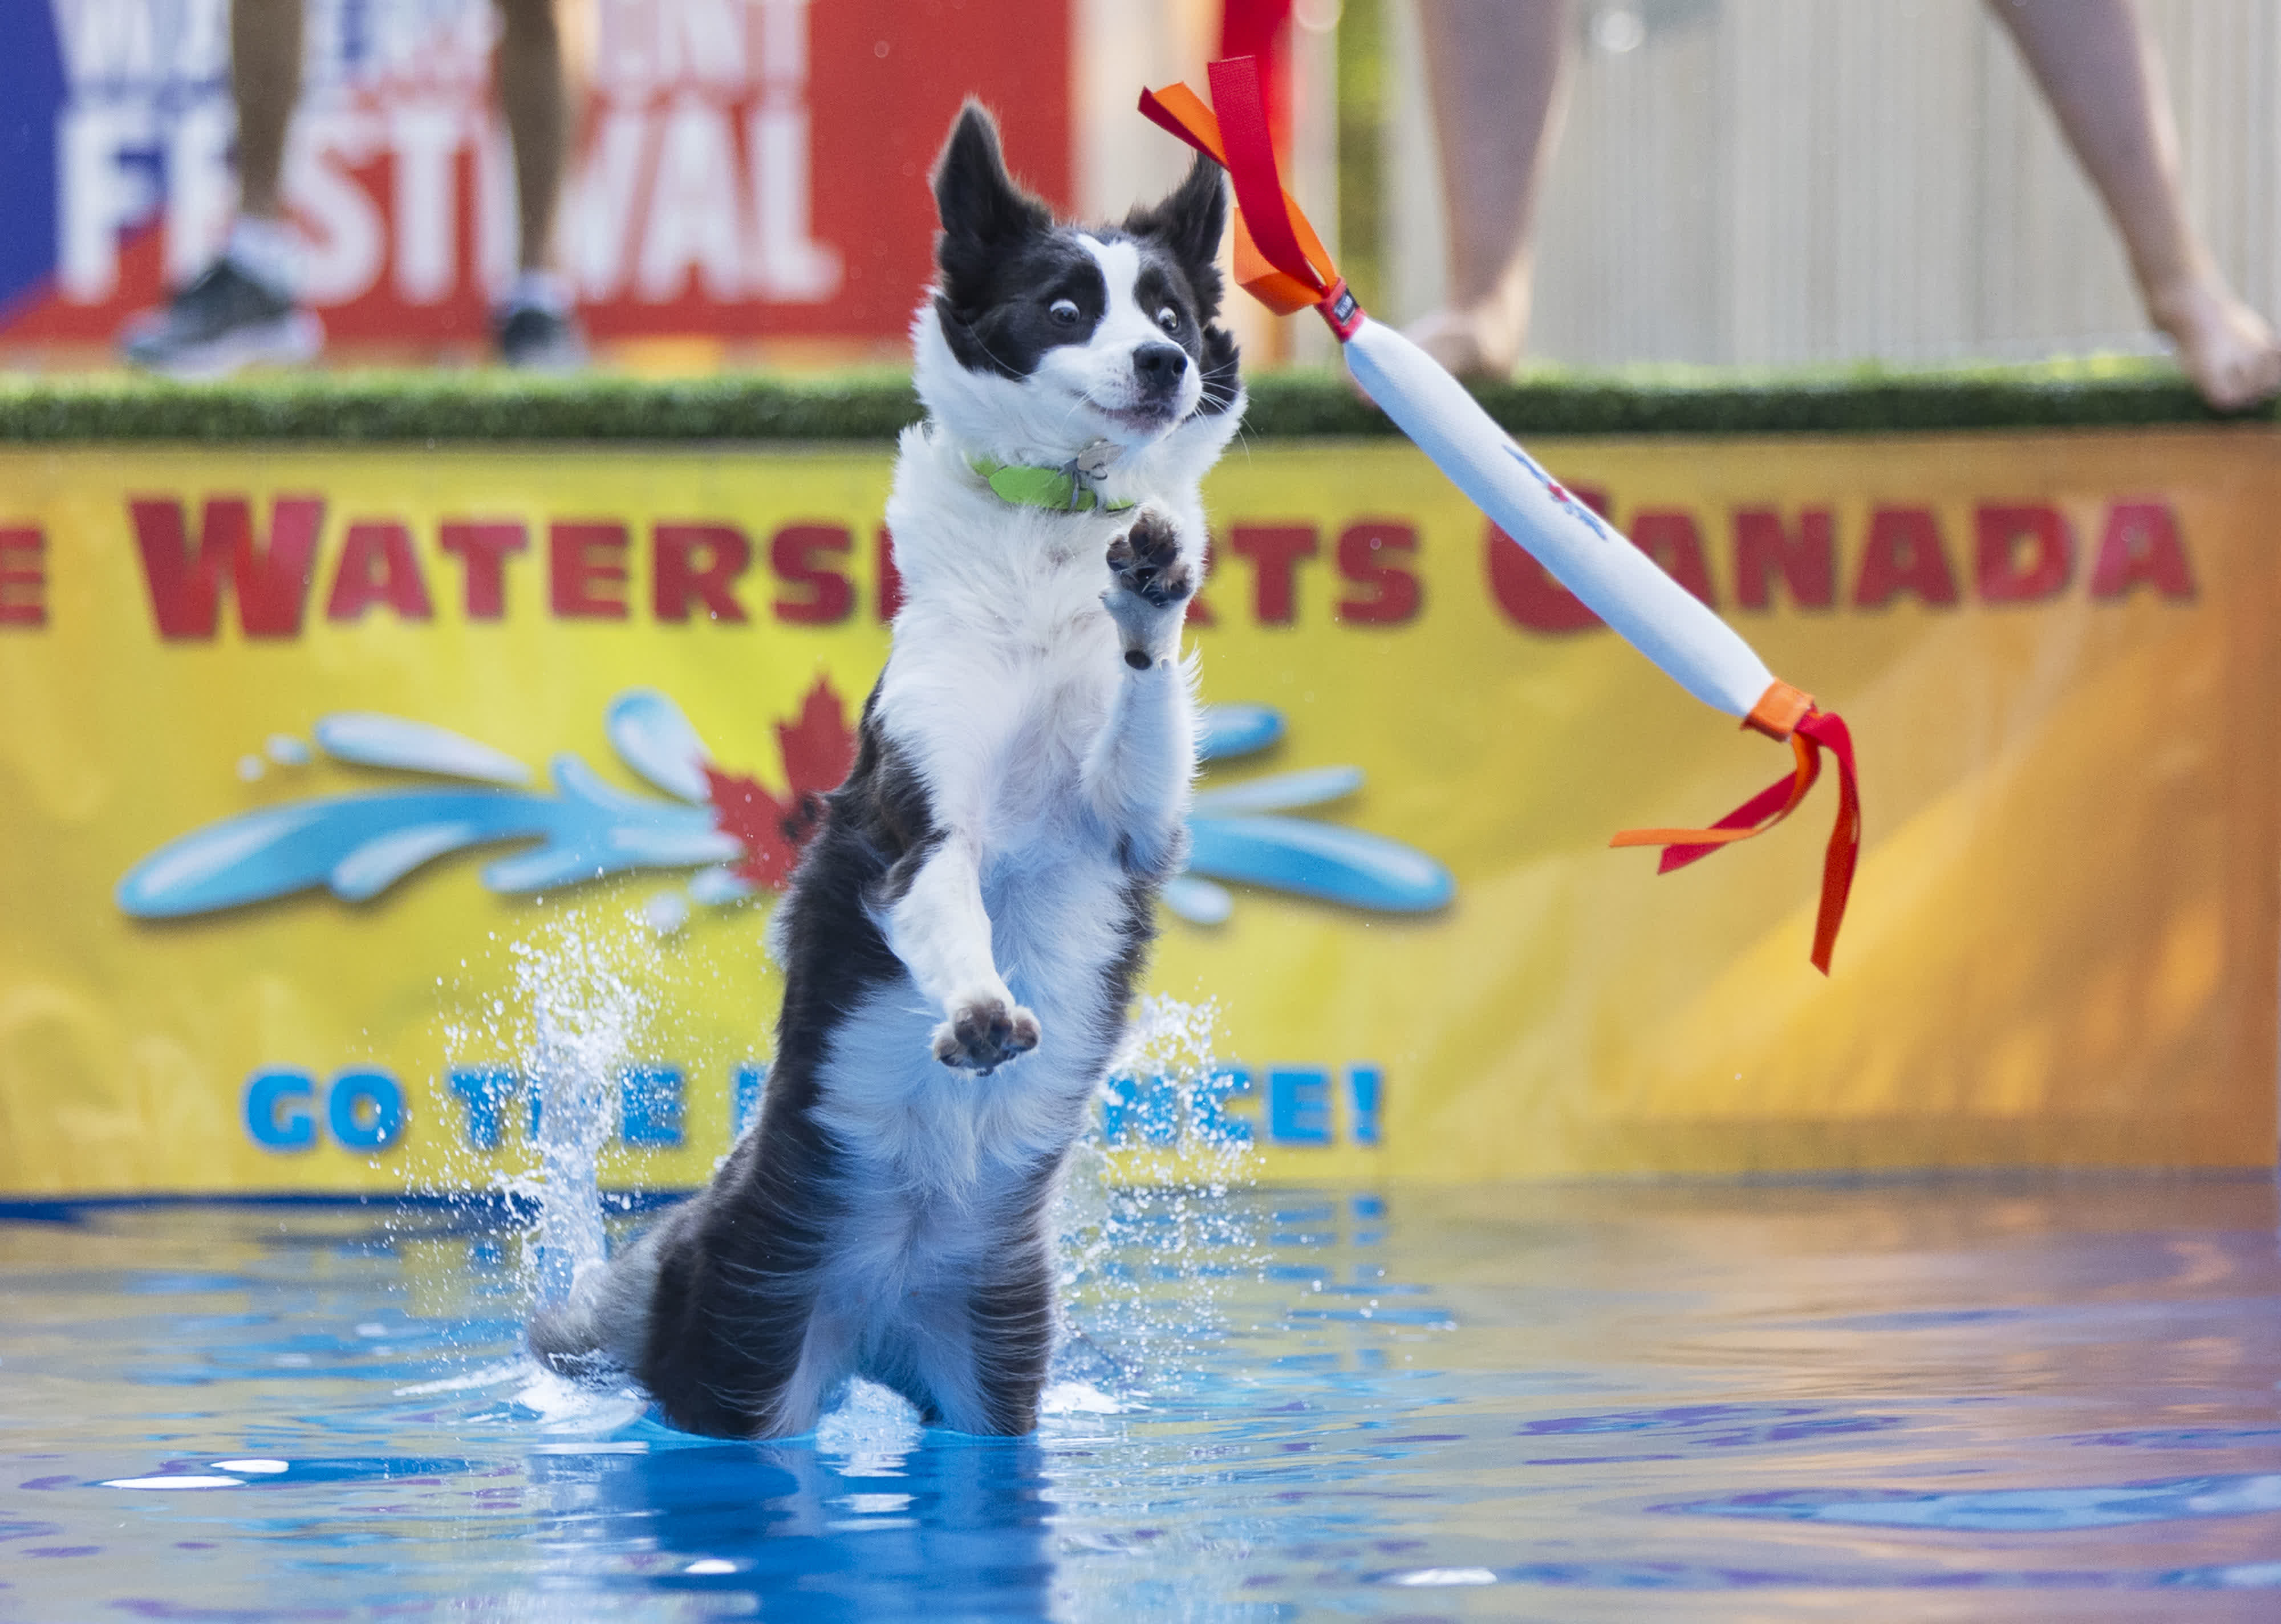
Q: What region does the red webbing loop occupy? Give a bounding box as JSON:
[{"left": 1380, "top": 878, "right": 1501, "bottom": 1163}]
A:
[
  {"left": 1797, "top": 710, "right": 1861, "bottom": 975},
  {"left": 1611, "top": 709, "right": 1864, "bottom": 975},
  {"left": 1205, "top": 56, "right": 1328, "bottom": 295},
  {"left": 1140, "top": 62, "right": 1348, "bottom": 321}
]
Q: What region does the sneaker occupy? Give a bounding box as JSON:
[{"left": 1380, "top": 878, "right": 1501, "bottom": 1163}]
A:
[
  {"left": 494, "top": 301, "right": 586, "bottom": 371},
  {"left": 119, "top": 257, "right": 323, "bottom": 379}
]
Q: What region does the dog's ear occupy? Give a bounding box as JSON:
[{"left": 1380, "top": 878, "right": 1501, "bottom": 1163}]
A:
[
  {"left": 932, "top": 102, "right": 1051, "bottom": 255},
  {"left": 1124, "top": 153, "right": 1228, "bottom": 316}
]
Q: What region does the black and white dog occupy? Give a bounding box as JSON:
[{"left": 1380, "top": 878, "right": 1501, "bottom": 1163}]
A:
[{"left": 529, "top": 105, "right": 1243, "bottom": 1438}]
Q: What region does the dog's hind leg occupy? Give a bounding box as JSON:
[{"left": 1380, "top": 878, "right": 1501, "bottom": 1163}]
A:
[
  {"left": 907, "top": 1245, "right": 1056, "bottom": 1436},
  {"left": 638, "top": 1223, "right": 844, "bottom": 1440}
]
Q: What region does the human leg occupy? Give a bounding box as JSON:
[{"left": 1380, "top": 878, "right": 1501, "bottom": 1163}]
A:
[
  {"left": 120, "top": 0, "right": 320, "bottom": 373},
  {"left": 490, "top": 0, "right": 584, "bottom": 366},
  {"left": 1407, "top": 0, "right": 1573, "bottom": 378},
  {"left": 230, "top": 0, "right": 303, "bottom": 222},
  {"left": 1990, "top": 0, "right": 2281, "bottom": 410},
  {"left": 494, "top": 0, "right": 569, "bottom": 274}
]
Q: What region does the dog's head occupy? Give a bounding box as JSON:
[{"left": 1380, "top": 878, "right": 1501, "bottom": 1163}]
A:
[{"left": 914, "top": 102, "right": 1241, "bottom": 469}]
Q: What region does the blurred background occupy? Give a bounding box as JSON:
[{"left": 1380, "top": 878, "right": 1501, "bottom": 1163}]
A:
[
  {"left": 1357, "top": 0, "right": 2281, "bottom": 371},
  {"left": 5, "top": 0, "right": 2279, "bottom": 377}
]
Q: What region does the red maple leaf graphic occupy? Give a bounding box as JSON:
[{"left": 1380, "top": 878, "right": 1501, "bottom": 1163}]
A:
[
  {"left": 777, "top": 678, "right": 858, "bottom": 803},
  {"left": 702, "top": 676, "right": 858, "bottom": 890}
]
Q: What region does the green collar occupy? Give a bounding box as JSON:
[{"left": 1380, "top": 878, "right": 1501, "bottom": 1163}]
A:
[{"left": 969, "top": 450, "right": 1135, "bottom": 514}]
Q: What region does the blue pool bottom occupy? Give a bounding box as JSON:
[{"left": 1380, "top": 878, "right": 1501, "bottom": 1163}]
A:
[{"left": 5, "top": 1176, "right": 2281, "bottom": 1619}]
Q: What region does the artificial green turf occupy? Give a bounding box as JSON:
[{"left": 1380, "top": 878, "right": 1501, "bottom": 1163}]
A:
[{"left": 0, "top": 354, "right": 2263, "bottom": 443}]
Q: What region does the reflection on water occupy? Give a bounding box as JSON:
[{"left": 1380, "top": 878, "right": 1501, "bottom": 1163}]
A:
[
  {"left": 5, "top": 1177, "right": 2281, "bottom": 1620},
  {"left": 525, "top": 1427, "right": 1055, "bottom": 1620}
]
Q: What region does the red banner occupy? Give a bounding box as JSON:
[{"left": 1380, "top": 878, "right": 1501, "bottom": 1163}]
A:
[{"left": 1, "top": 0, "right": 1069, "bottom": 355}]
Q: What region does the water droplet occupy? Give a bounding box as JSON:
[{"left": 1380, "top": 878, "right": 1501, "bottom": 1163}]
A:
[{"left": 643, "top": 890, "right": 691, "bottom": 936}]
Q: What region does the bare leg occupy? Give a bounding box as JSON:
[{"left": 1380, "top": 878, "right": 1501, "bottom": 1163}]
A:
[
  {"left": 230, "top": 0, "right": 304, "bottom": 221},
  {"left": 1990, "top": 0, "right": 2281, "bottom": 410},
  {"left": 1409, "top": 0, "right": 1573, "bottom": 378},
  {"left": 493, "top": 0, "right": 569, "bottom": 272},
  {"left": 117, "top": 0, "right": 316, "bottom": 367}
]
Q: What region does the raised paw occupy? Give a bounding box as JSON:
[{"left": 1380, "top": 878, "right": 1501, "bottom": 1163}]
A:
[
  {"left": 931, "top": 992, "right": 1042, "bottom": 1075},
  {"left": 1106, "top": 507, "right": 1194, "bottom": 609},
  {"left": 1103, "top": 508, "right": 1194, "bottom": 669}
]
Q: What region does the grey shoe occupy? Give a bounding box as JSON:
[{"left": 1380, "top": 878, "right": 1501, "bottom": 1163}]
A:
[
  {"left": 119, "top": 258, "right": 323, "bottom": 379},
  {"left": 495, "top": 301, "right": 587, "bottom": 371}
]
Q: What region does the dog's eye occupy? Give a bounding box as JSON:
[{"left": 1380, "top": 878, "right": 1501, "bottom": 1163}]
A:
[
  {"left": 1049, "top": 298, "right": 1080, "bottom": 325},
  {"left": 1155, "top": 306, "right": 1181, "bottom": 334}
]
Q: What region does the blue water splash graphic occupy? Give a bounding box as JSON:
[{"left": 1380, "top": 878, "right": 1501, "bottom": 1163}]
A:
[
  {"left": 1177, "top": 702, "right": 1452, "bottom": 920},
  {"left": 116, "top": 693, "right": 1453, "bottom": 923},
  {"left": 116, "top": 759, "right": 736, "bottom": 918}
]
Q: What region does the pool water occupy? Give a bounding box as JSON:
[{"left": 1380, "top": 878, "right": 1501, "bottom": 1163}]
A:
[{"left": 6, "top": 1176, "right": 2281, "bottom": 1621}]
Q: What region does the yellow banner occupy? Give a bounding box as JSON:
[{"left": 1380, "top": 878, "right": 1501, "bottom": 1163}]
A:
[{"left": 1, "top": 429, "right": 2274, "bottom": 1197}]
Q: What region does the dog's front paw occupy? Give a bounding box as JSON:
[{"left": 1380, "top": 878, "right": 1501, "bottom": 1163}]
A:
[
  {"left": 1107, "top": 506, "right": 1192, "bottom": 608},
  {"left": 1103, "top": 506, "right": 1194, "bottom": 669},
  {"left": 931, "top": 989, "right": 1042, "bottom": 1075}
]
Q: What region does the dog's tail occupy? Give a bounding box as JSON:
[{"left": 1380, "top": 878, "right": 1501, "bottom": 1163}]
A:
[{"left": 525, "top": 1228, "right": 665, "bottom": 1378}]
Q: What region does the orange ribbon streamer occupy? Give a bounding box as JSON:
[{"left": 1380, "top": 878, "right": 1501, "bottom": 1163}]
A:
[{"left": 1612, "top": 704, "right": 1862, "bottom": 975}]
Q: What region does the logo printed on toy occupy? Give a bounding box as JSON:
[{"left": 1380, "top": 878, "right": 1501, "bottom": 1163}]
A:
[{"left": 1506, "top": 442, "right": 1615, "bottom": 543}]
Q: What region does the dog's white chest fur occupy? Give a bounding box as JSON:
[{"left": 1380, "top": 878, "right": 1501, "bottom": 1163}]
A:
[{"left": 806, "top": 420, "right": 1208, "bottom": 1200}]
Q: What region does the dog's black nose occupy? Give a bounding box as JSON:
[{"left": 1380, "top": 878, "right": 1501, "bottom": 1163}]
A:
[{"left": 1133, "top": 343, "right": 1188, "bottom": 392}]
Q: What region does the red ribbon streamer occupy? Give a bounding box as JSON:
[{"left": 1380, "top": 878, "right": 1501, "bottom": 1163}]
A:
[
  {"left": 1140, "top": 61, "right": 1342, "bottom": 316},
  {"left": 1204, "top": 56, "right": 1326, "bottom": 296},
  {"left": 1610, "top": 709, "right": 1862, "bottom": 974}
]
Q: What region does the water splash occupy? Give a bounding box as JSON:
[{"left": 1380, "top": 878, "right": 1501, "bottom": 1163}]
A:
[
  {"left": 814, "top": 1379, "right": 927, "bottom": 1472},
  {"left": 406, "top": 894, "right": 1268, "bottom": 1429},
  {"left": 1054, "top": 995, "right": 1265, "bottom": 1402},
  {"left": 429, "top": 907, "right": 669, "bottom": 1309},
  {"left": 521, "top": 918, "right": 667, "bottom": 1304}
]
